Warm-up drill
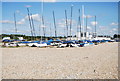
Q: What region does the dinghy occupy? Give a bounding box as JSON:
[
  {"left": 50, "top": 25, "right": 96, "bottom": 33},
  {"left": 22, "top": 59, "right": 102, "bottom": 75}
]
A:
[{"left": 58, "top": 41, "right": 79, "bottom": 48}]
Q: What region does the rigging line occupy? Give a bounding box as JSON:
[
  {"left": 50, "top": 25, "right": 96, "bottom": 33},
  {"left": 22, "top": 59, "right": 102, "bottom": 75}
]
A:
[
  {"left": 42, "top": 15, "right": 45, "bottom": 38},
  {"left": 31, "top": 13, "right": 36, "bottom": 37},
  {"left": 27, "top": 8, "right": 34, "bottom": 40},
  {"left": 65, "top": 10, "right": 68, "bottom": 38},
  {"left": 14, "top": 12, "right": 17, "bottom": 33},
  {"left": 70, "top": 5, "right": 73, "bottom": 40}
]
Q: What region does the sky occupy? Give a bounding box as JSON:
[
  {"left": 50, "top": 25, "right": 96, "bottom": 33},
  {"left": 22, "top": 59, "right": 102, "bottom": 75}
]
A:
[
  {"left": 1, "top": 0, "right": 120, "bottom": 2},
  {"left": 1, "top": 2, "right": 118, "bottom": 37}
]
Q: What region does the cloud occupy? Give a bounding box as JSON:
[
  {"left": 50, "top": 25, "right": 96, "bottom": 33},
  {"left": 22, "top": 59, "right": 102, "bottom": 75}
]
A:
[
  {"left": 41, "top": 24, "right": 46, "bottom": 28},
  {"left": 90, "top": 21, "right": 98, "bottom": 26},
  {"left": 84, "top": 15, "right": 94, "bottom": 18},
  {"left": 30, "top": 14, "right": 41, "bottom": 21},
  {"left": 1, "top": 14, "right": 40, "bottom": 25},
  {"left": 59, "top": 19, "right": 77, "bottom": 27},
  {"left": 57, "top": 19, "right": 67, "bottom": 28},
  {"left": 16, "top": 10, "right": 20, "bottom": 13},
  {"left": 0, "top": 19, "right": 25, "bottom": 25},
  {"left": 25, "top": 14, "right": 41, "bottom": 22},
  {"left": 109, "top": 28, "right": 118, "bottom": 34},
  {"left": 17, "top": 19, "right": 25, "bottom": 25},
  {"left": 57, "top": 22, "right": 66, "bottom": 28},
  {"left": 0, "top": 20, "right": 14, "bottom": 24},
  {"left": 87, "top": 26, "right": 92, "bottom": 30},
  {"left": 112, "top": 28, "right": 117, "bottom": 31},
  {"left": 16, "top": 13, "right": 41, "bottom": 25},
  {"left": 25, "top": 5, "right": 32, "bottom": 7},
  {"left": 99, "top": 26, "right": 107, "bottom": 30},
  {"left": 18, "top": 30, "right": 31, "bottom": 33},
  {"left": 110, "top": 22, "right": 118, "bottom": 26}
]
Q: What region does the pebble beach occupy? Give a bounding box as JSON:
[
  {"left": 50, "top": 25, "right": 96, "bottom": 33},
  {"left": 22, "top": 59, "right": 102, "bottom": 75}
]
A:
[{"left": 1, "top": 42, "right": 118, "bottom": 79}]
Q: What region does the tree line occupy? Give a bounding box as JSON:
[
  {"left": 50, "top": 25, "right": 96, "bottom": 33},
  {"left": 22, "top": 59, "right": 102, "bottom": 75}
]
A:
[
  {"left": 0, "top": 34, "right": 119, "bottom": 41},
  {"left": 0, "top": 34, "right": 67, "bottom": 41}
]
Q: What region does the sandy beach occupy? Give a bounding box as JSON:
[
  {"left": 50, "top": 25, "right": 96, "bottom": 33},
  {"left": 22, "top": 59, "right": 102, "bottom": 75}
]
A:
[{"left": 1, "top": 42, "right": 118, "bottom": 79}]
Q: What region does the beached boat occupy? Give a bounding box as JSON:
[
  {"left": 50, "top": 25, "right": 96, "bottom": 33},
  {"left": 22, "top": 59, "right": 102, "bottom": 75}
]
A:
[
  {"left": 36, "top": 43, "right": 48, "bottom": 47},
  {"left": 27, "top": 41, "right": 48, "bottom": 47},
  {"left": 50, "top": 39, "right": 62, "bottom": 46},
  {"left": 92, "top": 40, "right": 100, "bottom": 45},
  {"left": 5, "top": 42, "right": 19, "bottom": 47},
  {"left": 58, "top": 41, "right": 79, "bottom": 48},
  {"left": 17, "top": 43, "right": 26, "bottom": 46}
]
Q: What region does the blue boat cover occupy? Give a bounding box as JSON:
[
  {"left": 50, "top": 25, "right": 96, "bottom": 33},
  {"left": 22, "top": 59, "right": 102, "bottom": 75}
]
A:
[
  {"left": 31, "top": 41, "right": 40, "bottom": 43},
  {"left": 19, "top": 41, "right": 30, "bottom": 43},
  {"left": 56, "top": 39, "right": 61, "bottom": 41},
  {"left": 2, "top": 39, "right": 12, "bottom": 42},
  {"left": 63, "top": 41, "right": 75, "bottom": 44},
  {"left": 48, "top": 39, "right": 54, "bottom": 42}
]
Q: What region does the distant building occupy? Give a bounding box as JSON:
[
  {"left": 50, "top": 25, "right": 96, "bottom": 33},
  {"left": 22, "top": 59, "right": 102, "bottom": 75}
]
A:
[
  {"left": 18, "top": 37, "right": 24, "bottom": 40},
  {"left": 76, "top": 32, "right": 94, "bottom": 40},
  {"left": 66, "top": 32, "right": 111, "bottom": 40}
]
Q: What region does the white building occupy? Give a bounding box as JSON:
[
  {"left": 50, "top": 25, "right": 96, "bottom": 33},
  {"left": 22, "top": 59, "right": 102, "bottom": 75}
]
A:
[
  {"left": 76, "top": 32, "right": 111, "bottom": 40},
  {"left": 18, "top": 37, "right": 24, "bottom": 40},
  {"left": 76, "top": 32, "right": 94, "bottom": 40}
]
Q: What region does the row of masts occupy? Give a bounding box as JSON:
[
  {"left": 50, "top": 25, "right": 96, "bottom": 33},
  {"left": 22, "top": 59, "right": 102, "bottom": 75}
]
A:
[
  {"left": 13, "top": 4, "right": 97, "bottom": 41},
  {"left": 27, "top": 8, "right": 36, "bottom": 40}
]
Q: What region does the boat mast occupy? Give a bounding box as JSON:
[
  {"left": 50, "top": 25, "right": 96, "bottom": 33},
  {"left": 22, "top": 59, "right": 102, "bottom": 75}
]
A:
[
  {"left": 39, "top": 24, "right": 41, "bottom": 39},
  {"left": 95, "top": 15, "right": 97, "bottom": 38},
  {"left": 77, "top": 24, "right": 78, "bottom": 40},
  {"left": 70, "top": 5, "right": 73, "bottom": 40},
  {"left": 53, "top": 11, "right": 57, "bottom": 38},
  {"left": 27, "top": 8, "right": 33, "bottom": 40},
  {"left": 14, "top": 12, "right": 17, "bottom": 33},
  {"left": 49, "top": 23, "right": 52, "bottom": 37},
  {"left": 82, "top": 5, "right": 85, "bottom": 40},
  {"left": 85, "top": 16, "right": 88, "bottom": 40},
  {"left": 79, "top": 9, "right": 82, "bottom": 40},
  {"left": 77, "top": 9, "right": 81, "bottom": 40},
  {"left": 31, "top": 13, "right": 36, "bottom": 40},
  {"left": 64, "top": 25, "right": 65, "bottom": 37},
  {"left": 40, "top": 0, "right": 44, "bottom": 41},
  {"left": 42, "top": 15, "right": 45, "bottom": 39},
  {"left": 65, "top": 10, "right": 68, "bottom": 40},
  {"left": 77, "top": 13, "right": 79, "bottom": 40}
]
